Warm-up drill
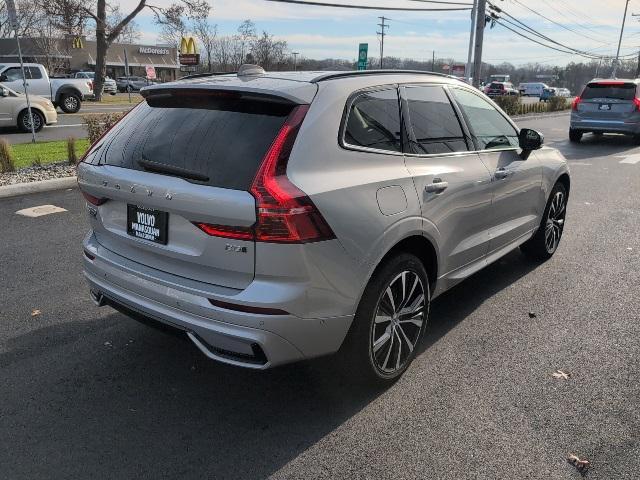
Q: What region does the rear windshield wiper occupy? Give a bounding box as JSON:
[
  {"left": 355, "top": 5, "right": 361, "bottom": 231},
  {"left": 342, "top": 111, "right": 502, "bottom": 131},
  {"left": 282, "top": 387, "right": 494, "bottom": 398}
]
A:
[{"left": 138, "top": 158, "right": 210, "bottom": 182}]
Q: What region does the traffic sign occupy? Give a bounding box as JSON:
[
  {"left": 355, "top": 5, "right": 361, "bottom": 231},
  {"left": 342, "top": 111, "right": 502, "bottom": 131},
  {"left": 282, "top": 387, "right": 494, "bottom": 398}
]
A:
[{"left": 357, "top": 43, "right": 368, "bottom": 71}]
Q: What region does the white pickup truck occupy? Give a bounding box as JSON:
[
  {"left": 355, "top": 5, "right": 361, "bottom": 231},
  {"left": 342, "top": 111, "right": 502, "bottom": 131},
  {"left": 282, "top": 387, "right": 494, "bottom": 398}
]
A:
[{"left": 0, "top": 63, "right": 93, "bottom": 113}]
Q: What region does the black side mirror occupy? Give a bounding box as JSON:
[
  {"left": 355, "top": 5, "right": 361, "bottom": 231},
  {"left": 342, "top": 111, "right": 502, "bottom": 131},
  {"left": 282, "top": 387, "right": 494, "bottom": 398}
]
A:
[
  {"left": 518, "top": 128, "right": 543, "bottom": 159},
  {"left": 0, "top": 74, "right": 7, "bottom": 82}
]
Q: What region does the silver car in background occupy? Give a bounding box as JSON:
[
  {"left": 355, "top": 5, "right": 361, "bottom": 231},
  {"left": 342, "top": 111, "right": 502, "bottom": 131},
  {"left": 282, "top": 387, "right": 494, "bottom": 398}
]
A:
[
  {"left": 570, "top": 78, "right": 640, "bottom": 142},
  {"left": 77, "top": 68, "right": 570, "bottom": 384}
]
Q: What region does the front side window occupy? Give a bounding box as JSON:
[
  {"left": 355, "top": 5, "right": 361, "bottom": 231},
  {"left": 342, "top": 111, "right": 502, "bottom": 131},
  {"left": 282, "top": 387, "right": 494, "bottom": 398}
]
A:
[
  {"left": 450, "top": 87, "right": 519, "bottom": 150},
  {"left": 3, "top": 67, "right": 25, "bottom": 81},
  {"left": 404, "top": 85, "right": 468, "bottom": 155},
  {"left": 344, "top": 88, "right": 401, "bottom": 153}
]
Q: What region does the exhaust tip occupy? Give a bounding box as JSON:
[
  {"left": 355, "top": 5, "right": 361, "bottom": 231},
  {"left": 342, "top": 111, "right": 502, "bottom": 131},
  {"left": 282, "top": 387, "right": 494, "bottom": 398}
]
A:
[{"left": 90, "top": 290, "right": 106, "bottom": 307}]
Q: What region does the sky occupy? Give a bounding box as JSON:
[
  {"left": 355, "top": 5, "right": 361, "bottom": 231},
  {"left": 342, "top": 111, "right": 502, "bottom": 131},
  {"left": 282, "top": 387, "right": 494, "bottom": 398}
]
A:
[{"left": 125, "top": 0, "right": 640, "bottom": 66}]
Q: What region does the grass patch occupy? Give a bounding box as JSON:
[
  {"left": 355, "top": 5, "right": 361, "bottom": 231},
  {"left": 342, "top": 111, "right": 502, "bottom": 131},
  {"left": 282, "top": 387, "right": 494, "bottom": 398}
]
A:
[{"left": 11, "top": 139, "right": 90, "bottom": 169}]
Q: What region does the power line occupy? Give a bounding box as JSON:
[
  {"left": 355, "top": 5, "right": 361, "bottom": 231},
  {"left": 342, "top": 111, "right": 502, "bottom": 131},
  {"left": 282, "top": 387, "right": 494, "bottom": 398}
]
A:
[{"left": 264, "top": 0, "right": 472, "bottom": 10}]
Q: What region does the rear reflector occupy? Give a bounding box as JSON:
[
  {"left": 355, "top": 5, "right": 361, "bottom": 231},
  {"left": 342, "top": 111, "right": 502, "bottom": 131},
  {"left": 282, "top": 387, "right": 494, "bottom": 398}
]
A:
[
  {"left": 82, "top": 191, "right": 108, "bottom": 206},
  {"left": 571, "top": 96, "right": 582, "bottom": 111},
  {"left": 194, "top": 222, "right": 253, "bottom": 240},
  {"left": 208, "top": 298, "right": 289, "bottom": 316}
]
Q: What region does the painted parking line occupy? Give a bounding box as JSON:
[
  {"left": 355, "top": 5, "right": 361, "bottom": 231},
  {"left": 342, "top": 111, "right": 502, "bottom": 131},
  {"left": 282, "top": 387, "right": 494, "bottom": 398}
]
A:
[
  {"left": 16, "top": 205, "right": 67, "bottom": 217},
  {"left": 619, "top": 153, "right": 640, "bottom": 164},
  {"left": 47, "top": 124, "right": 85, "bottom": 128}
]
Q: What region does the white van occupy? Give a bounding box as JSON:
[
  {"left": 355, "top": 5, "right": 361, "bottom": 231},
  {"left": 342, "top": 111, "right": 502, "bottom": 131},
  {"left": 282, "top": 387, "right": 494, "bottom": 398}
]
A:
[{"left": 518, "top": 82, "right": 549, "bottom": 97}]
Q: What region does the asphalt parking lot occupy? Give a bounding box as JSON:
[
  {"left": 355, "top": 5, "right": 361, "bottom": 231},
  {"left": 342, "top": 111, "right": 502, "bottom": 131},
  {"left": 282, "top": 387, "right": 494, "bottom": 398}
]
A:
[{"left": 1, "top": 112, "right": 639, "bottom": 479}]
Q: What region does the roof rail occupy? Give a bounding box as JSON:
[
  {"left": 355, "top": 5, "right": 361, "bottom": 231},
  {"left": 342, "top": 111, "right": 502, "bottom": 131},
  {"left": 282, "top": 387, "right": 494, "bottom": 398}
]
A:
[
  {"left": 311, "top": 70, "right": 460, "bottom": 83},
  {"left": 180, "top": 71, "right": 236, "bottom": 80}
]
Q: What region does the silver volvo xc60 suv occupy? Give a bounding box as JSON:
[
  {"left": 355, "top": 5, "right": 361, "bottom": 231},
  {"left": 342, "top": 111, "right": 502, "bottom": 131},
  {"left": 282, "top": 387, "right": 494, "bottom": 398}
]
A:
[{"left": 78, "top": 69, "right": 570, "bottom": 384}]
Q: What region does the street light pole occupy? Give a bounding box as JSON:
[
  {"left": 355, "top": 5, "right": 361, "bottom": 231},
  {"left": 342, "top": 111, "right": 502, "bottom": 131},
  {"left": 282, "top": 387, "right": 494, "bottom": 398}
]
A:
[
  {"left": 612, "top": 0, "right": 631, "bottom": 78},
  {"left": 292, "top": 52, "right": 299, "bottom": 71},
  {"left": 465, "top": 0, "right": 478, "bottom": 82}
]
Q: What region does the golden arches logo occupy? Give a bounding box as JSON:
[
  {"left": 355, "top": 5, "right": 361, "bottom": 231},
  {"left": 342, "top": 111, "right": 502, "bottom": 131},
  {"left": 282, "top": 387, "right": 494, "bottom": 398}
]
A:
[
  {"left": 180, "top": 37, "right": 197, "bottom": 55},
  {"left": 72, "top": 37, "right": 83, "bottom": 49}
]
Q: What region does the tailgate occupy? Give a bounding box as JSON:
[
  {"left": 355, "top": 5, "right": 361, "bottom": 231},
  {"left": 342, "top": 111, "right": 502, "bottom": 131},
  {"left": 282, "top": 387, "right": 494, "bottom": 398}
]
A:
[{"left": 78, "top": 90, "right": 297, "bottom": 290}]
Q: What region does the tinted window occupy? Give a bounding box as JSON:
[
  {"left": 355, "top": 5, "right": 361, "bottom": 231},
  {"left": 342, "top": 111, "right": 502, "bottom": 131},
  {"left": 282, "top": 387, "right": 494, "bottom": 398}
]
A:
[
  {"left": 582, "top": 83, "right": 636, "bottom": 100},
  {"left": 344, "top": 89, "right": 401, "bottom": 152},
  {"left": 27, "top": 67, "right": 42, "bottom": 79},
  {"left": 451, "top": 88, "right": 519, "bottom": 150},
  {"left": 91, "top": 94, "right": 292, "bottom": 190},
  {"left": 489, "top": 83, "right": 504, "bottom": 89},
  {"left": 404, "top": 86, "right": 467, "bottom": 154}
]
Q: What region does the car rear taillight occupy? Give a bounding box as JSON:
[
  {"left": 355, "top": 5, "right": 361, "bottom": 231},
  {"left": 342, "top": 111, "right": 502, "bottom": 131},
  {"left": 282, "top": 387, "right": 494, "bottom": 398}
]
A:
[
  {"left": 194, "top": 223, "right": 253, "bottom": 240},
  {"left": 82, "top": 191, "right": 108, "bottom": 206},
  {"left": 571, "top": 96, "right": 582, "bottom": 111},
  {"left": 633, "top": 98, "right": 640, "bottom": 111},
  {"left": 88, "top": 81, "right": 93, "bottom": 91},
  {"left": 250, "top": 104, "right": 335, "bottom": 244}
]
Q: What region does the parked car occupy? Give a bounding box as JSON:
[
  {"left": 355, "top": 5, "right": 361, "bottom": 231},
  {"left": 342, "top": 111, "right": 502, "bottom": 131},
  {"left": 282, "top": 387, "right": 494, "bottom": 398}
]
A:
[
  {"left": 116, "top": 76, "right": 152, "bottom": 92},
  {"left": 556, "top": 87, "right": 571, "bottom": 97},
  {"left": 0, "top": 83, "right": 57, "bottom": 132},
  {"left": 0, "top": 63, "right": 93, "bottom": 113},
  {"left": 570, "top": 78, "right": 640, "bottom": 142},
  {"left": 540, "top": 87, "right": 557, "bottom": 102},
  {"left": 518, "top": 82, "right": 549, "bottom": 97},
  {"left": 75, "top": 72, "right": 117, "bottom": 95},
  {"left": 486, "top": 81, "right": 519, "bottom": 97},
  {"left": 78, "top": 68, "right": 570, "bottom": 384}
]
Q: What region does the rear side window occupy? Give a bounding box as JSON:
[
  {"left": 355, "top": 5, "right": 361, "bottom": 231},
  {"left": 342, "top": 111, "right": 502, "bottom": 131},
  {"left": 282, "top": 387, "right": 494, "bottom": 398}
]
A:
[
  {"left": 90, "top": 93, "right": 292, "bottom": 190},
  {"left": 27, "top": 67, "right": 42, "bottom": 79},
  {"left": 582, "top": 83, "right": 636, "bottom": 100},
  {"left": 404, "top": 85, "right": 467, "bottom": 155},
  {"left": 344, "top": 88, "right": 401, "bottom": 152},
  {"left": 450, "top": 87, "right": 519, "bottom": 150}
]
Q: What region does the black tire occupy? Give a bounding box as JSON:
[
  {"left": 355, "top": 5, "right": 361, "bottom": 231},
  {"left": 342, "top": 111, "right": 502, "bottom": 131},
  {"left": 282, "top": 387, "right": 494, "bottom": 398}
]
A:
[
  {"left": 569, "top": 129, "right": 582, "bottom": 143},
  {"left": 337, "top": 253, "right": 430, "bottom": 386},
  {"left": 520, "top": 182, "right": 568, "bottom": 261},
  {"left": 17, "top": 109, "right": 44, "bottom": 133},
  {"left": 59, "top": 93, "right": 81, "bottom": 113}
]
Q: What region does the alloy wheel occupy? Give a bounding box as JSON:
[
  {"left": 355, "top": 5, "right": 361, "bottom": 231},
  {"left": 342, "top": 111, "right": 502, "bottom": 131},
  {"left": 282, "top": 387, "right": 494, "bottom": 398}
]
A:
[
  {"left": 22, "top": 112, "right": 41, "bottom": 131},
  {"left": 371, "top": 270, "right": 426, "bottom": 375},
  {"left": 545, "top": 190, "right": 566, "bottom": 254},
  {"left": 64, "top": 96, "right": 78, "bottom": 111}
]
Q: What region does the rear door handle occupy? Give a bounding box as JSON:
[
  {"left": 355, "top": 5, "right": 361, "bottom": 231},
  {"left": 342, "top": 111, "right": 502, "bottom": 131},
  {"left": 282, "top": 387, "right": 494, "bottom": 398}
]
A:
[
  {"left": 425, "top": 178, "right": 449, "bottom": 193},
  {"left": 494, "top": 168, "right": 513, "bottom": 180}
]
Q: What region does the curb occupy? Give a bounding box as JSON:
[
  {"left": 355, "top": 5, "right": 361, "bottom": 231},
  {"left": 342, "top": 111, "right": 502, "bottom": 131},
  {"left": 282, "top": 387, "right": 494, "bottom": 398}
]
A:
[
  {"left": 0, "top": 176, "right": 77, "bottom": 199},
  {"left": 511, "top": 111, "right": 570, "bottom": 121}
]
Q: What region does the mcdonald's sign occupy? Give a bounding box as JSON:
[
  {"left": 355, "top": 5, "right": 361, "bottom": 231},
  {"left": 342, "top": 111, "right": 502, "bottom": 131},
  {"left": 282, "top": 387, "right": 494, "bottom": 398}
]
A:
[
  {"left": 72, "top": 37, "right": 83, "bottom": 49},
  {"left": 179, "top": 36, "right": 199, "bottom": 66}
]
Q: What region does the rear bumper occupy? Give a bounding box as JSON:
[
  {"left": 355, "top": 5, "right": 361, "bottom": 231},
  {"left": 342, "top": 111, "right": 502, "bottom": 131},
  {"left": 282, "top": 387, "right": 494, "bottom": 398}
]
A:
[
  {"left": 570, "top": 115, "right": 640, "bottom": 134},
  {"left": 83, "top": 232, "right": 354, "bottom": 369}
]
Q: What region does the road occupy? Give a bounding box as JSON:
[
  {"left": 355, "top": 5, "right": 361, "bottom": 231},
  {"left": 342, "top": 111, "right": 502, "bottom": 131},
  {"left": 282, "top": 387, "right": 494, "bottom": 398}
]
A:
[
  {"left": 1, "top": 112, "right": 639, "bottom": 479},
  {"left": 0, "top": 98, "right": 137, "bottom": 143}
]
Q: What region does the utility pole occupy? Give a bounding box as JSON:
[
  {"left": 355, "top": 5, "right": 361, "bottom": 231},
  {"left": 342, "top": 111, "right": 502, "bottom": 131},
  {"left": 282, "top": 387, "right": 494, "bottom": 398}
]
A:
[
  {"left": 612, "top": 0, "right": 631, "bottom": 78},
  {"left": 632, "top": 14, "right": 640, "bottom": 78},
  {"left": 377, "top": 16, "right": 388, "bottom": 69},
  {"left": 466, "top": 0, "right": 478, "bottom": 82},
  {"left": 432, "top": 50, "right": 435, "bottom": 71},
  {"left": 472, "top": 0, "right": 487, "bottom": 88},
  {"left": 292, "top": 52, "right": 299, "bottom": 71}
]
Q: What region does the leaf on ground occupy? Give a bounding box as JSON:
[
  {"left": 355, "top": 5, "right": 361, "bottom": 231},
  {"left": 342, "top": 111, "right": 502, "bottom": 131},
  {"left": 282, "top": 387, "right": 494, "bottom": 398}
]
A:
[
  {"left": 552, "top": 369, "right": 570, "bottom": 380},
  {"left": 567, "top": 453, "right": 591, "bottom": 474},
  {"left": 31, "top": 309, "right": 41, "bottom": 316},
  {"left": 528, "top": 311, "right": 537, "bottom": 318}
]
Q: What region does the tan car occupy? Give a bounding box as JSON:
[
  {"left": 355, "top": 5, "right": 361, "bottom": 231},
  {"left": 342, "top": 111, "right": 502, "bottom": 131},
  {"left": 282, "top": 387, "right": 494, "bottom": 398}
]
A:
[{"left": 0, "top": 83, "right": 57, "bottom": 132}]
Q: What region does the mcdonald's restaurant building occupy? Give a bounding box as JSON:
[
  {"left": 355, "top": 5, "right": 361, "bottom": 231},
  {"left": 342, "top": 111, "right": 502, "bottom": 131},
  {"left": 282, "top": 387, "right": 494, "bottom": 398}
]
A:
[{"left": 0, "top": 36, "right": 180, "bottom": 82}]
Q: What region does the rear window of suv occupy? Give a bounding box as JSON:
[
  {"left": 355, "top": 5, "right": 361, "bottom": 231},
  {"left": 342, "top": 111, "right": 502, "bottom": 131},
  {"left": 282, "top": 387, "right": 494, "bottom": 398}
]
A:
[
  {"left": 85, "top": 93, "right": 292, "bottom": 190},
  {"left": 582, "top": 82, "right": 637, "bottom": 100}
]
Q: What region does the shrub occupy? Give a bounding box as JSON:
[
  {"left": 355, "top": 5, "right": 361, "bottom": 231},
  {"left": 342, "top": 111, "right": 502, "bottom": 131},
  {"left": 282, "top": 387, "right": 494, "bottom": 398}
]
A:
[
  {"left": 83, "top": 112, "right": 125, "bottom": 144},
  {"left": 548, "top": 96, "right": 569, "bottom": 112},
  {"left": 67, "top": 137, "right": 78, "bottom": 165},
  {"left": 493, "top": 95, "right": 521, "bottom": 116},
  {"left": 0, "top": 138, "right": 16, "bottom": 173}
]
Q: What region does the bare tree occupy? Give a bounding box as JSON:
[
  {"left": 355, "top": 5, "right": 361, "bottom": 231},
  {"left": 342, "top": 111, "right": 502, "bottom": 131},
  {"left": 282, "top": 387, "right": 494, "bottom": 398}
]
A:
[
  {"left": 232, "top": 20, "right": 256, "bottom": 68},
  {"left": 0, "top": 0, "right": 44, "bottom": 37},
  {"left": 193, "top": 18, "right": 217, "bottom": 71},
  {"left": 30, "top": 15, "right": 71, "bottom": 75},
  {"left": 250, "top": 31, "right": 287, "bottom": 70},
  {"left": 107, "top": 6, "right": 141, "bottom": 44}
]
